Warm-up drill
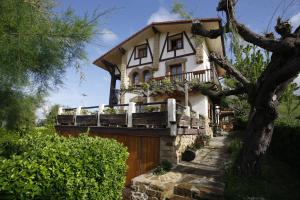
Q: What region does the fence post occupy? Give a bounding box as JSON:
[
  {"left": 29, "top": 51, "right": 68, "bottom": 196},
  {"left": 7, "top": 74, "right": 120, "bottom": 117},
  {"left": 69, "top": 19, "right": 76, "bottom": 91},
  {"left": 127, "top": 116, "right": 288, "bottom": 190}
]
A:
[
  {"left": 58, "top": 107, "right": 63, "bottom": 115},
  {"left": 97, "top": 104, "right": 105, "bottom": 126},
  {"left": 128, "top": 102, "right": 136, "bottom": 128},
  {"left": 74, "top": 106, "right": 81, "bottom": 126},
  {"left": 167, "top": 98, "right": 177, "bottom": 136},
  {"left": 56, "top": 107, "right": 63, "bottom": 125}
]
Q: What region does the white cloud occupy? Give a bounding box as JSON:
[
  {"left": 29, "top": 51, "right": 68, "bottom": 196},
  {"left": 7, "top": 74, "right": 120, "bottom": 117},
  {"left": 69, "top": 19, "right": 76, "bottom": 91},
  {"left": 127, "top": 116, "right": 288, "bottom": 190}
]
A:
[
  {"left": 147, "top": 7, "right": 180, "bottom": 24},
  {"left": 100, "top": 28, "right": 118, "bottom": 43},
  {"left": 290, "top": 12, "right": 300, "bottom": 30}
]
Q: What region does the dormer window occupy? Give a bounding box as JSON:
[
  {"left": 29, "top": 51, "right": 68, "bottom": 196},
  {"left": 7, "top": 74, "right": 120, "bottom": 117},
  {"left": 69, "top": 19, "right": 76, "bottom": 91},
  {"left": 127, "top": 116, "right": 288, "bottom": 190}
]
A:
[
  {"left": 168, "top": 33, "right": 183, "bottom": 51},
  {"left": 135, "top": 44, "right": 147, "bottom": 59}
]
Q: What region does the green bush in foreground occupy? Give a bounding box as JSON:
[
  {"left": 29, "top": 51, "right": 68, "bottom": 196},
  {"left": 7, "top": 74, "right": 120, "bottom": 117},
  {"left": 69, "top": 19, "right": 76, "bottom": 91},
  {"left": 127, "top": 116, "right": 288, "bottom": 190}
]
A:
[{"left": 0, "top": 130, "right": 128, "bottom": 200}]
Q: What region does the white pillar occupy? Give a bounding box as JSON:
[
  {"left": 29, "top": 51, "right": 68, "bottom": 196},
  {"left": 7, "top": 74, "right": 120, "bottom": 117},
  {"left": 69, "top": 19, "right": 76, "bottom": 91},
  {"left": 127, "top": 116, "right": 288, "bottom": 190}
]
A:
[
  {"left": 97, "top": 104, "right": 105, "bottom": 126},
  {"left": 128, "top": 102, "right": 136, "bottom": 128},
  {"left": 58, "top": 107, "right": 63, "bottom": 115},
  {"left": 195, "top": 111, "right": 200, "bottom": 119},
  {"left": 167, "top": 98, "right": 177, "bottom": 136},
  {"left": 184, "top": 106, "right": 190, "bottom": 117},
  {"left": 74, "top": 106, "right": 81, "bottom": 126}
]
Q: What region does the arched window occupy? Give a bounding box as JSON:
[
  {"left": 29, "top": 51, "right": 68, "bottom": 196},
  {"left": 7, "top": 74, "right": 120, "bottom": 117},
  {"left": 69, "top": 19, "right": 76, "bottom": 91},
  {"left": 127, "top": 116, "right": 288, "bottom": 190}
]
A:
[
  {"left": 143, "top": 70, "right": 151, "bottom": 82},
  {"left": 132, "top": 72, "right": 139, "bottom": 85}
]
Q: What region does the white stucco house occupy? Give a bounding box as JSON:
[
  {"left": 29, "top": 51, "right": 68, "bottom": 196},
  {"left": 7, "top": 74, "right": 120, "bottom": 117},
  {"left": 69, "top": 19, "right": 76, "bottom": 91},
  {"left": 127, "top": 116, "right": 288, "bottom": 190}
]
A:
[{"left": 93, "top": 19, "right": 225, "bottom": 134}]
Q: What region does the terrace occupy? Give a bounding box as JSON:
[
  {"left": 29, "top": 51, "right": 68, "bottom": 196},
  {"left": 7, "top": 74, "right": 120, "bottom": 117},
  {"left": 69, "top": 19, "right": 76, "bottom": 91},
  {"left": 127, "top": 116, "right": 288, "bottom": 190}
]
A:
[{"left": 56, "top": 99, "right": 206, "bottom": 136}]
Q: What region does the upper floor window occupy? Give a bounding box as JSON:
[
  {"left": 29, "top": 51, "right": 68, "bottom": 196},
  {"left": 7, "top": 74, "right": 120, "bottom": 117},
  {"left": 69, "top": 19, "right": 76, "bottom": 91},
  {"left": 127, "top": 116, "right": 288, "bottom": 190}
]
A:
[
  {"left": 168, "top": 33, "right": 183, "bottom": 51},
  {"left": 170, "top": 64, "right": 183, "bottom": 81},
  {"left": 135, "top": 44, "right": 147, "bottom": 59},
  {"left": 132, "top": 72, "right": 140, "bottom": 85},
  {"left": 143, "top": 70, "right": 151, "bottom": 82}
]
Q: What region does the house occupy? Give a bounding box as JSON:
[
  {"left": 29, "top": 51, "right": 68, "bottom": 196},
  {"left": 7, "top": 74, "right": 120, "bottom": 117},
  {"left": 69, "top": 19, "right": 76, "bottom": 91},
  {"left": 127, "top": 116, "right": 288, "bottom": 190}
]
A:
[{"left": 55, "top": 19, "right": 225, "bottom": 185}]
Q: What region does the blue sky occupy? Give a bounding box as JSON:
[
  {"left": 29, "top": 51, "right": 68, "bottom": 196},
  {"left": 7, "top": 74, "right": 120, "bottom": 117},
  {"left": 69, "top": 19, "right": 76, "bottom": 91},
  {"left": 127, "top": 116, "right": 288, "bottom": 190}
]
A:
[{"left": 40, "top": 0, "right": 300, "bottom": 117}]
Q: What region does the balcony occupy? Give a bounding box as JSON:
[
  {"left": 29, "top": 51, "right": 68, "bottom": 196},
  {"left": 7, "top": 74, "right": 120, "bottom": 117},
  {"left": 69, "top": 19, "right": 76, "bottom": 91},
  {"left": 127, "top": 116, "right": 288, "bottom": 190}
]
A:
[
  {"left": 56, "top": 99, "right": 205, "bottom": 136},
  {"left": 152, "top": 69, "right": 220, "bottom": 86}
]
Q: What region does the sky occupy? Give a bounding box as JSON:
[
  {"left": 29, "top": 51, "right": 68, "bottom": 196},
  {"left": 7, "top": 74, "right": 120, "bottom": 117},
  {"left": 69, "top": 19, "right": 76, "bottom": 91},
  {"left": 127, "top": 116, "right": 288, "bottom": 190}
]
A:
[{"left": 40, "top": 0, "right": 300, "bottom": 117}]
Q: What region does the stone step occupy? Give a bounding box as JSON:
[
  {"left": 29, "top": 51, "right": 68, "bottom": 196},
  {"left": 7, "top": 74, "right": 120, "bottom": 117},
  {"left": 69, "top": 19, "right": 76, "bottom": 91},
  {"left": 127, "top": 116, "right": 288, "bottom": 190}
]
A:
[
  {"left": 168, "top": 194, "right": 193, "bottom": 200},
  {"left": 173, "top": 178, "right": 224, "bottom": 200}
]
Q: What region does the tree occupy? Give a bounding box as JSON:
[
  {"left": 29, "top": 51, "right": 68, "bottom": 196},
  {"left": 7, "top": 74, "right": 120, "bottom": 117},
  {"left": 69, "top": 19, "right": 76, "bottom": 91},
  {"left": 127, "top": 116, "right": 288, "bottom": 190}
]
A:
[
  {"left": 281, "top": 83, "right": 300, "bottom": 120},
  {"left": 43, "top": 104, "right": 60, "bottom": 126},
  {"left": 0, "top": 0, "right": 103, "bottom": 129},
  {"left": 191, "top": 0, "right": 300, "bottom": 175}
]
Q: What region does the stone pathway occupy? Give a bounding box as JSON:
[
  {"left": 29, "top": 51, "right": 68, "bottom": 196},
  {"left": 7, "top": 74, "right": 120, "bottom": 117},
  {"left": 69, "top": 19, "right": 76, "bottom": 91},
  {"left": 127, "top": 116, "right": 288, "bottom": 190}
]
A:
[{"left": 131, "top": 136, "right": 229, "bottom": 200}]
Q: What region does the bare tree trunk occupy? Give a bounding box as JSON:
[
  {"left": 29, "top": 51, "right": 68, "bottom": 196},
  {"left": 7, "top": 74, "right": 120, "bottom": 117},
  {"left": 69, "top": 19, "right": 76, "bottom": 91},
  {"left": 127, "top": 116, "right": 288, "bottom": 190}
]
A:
[{"left": 235, "top": 105, "right": 275, "bottom": 175}]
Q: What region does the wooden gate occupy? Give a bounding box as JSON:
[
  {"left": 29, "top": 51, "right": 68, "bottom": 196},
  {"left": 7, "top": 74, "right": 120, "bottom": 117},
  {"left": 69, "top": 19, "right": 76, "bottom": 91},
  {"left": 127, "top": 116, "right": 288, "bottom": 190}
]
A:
[{"left": 96, "top": 133, "right": 160, "bottom": 185}]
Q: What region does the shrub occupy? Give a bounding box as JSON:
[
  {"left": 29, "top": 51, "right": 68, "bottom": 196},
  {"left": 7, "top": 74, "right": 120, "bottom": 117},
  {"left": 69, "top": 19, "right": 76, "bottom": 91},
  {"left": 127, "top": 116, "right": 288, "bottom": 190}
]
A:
[
  {"left": 0, "top": 129, "right": 128, "bottom": 200},
  {"left": 153, "top": 160, "right": 173, "bottom": 175},
  {"left": 269, "top": 122, "right": 300, "bottom": 169}
]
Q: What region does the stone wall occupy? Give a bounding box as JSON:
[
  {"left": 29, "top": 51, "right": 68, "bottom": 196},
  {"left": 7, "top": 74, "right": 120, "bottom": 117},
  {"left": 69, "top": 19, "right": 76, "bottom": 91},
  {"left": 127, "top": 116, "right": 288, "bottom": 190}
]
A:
[
  {"left": 160, "top": 134, "right": 199, "bottom": 164},
  {"left": 205, "top": 117, "right": 213, "bottom": 138}
]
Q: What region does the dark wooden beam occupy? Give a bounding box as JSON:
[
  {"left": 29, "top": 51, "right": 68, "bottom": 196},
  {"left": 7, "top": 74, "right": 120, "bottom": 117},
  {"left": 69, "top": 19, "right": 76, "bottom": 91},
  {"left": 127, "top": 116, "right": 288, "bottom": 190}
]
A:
[
  {"left": 102, "top": 59, "right": 121, "bottom": 75},
  {"left": 152, "top": 26, "right": 160, "bottom": 34},
  {"left": 118, "top": 47, "right": 126, "bottom": 55}
]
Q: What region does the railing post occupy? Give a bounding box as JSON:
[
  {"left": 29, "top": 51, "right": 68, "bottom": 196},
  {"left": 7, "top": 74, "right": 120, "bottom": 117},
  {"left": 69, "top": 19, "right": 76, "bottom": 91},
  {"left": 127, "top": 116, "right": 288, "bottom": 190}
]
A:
[
  {"left": 167, "top": 98, "right": 177, "bottom": 136},
  {"left": 97, "top": 104, "right": 105, "bottom": 126},
  {"left": 128, "top": 102, "right": 136, "bottom": 128},
  {"left": 58, "top": 107, "right": 63, "bottom": 115},
  {"left": 74, "top": 106, "right": 81, "bottom": 126},
  {"left": 57, "top": 107, "right": 63, "bottom": 125}
]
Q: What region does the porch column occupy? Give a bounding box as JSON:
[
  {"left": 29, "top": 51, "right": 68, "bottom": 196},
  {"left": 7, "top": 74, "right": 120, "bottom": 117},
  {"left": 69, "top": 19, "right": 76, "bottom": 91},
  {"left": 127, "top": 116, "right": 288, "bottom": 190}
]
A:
[
  {"left": 128, "top": 102, "right": 136, "bottom": 128},
  {"left": 109, "top": 71, "right": 117, "bottom": 106},
  {"left": 97, "top": 104, "right": 105, "bottom": 126},
  {"left": 74, "top": 106, "right": 81, "bottom": 126},
  {"left": 184, "top": 82, "right": 190, "bottom": 117},
  {"left": 168, "top": 98, "right": 177, "bottom": 136}
]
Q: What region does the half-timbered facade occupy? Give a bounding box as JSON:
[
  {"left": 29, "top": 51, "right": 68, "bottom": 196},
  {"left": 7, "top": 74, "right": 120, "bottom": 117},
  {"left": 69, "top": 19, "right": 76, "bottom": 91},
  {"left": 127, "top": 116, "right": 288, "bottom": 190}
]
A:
[{"left": 93, "top": 19, "right": 225, "bottom": 126}]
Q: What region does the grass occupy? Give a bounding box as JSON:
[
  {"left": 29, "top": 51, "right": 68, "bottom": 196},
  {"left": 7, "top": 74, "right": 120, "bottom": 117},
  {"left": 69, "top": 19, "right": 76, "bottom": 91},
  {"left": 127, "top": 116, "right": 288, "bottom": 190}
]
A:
[{"left": 225, "top": 132, "right": 300, "bottom": 200}]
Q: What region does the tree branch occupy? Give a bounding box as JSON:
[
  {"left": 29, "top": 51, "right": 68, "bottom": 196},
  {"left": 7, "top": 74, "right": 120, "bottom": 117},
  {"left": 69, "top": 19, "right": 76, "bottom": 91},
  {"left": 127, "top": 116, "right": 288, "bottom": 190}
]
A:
[
  {"left": 209, "top": 53, "right": 251, "bottom": 87},
  {"left": 191, "top": 20, "right": 224, "bottom": 39},
  {"left": 217, "top": 0, "right": 294, "bottom": 53},
  {"left": 217, "top": 86, "right": 247, "bottom": 97}
]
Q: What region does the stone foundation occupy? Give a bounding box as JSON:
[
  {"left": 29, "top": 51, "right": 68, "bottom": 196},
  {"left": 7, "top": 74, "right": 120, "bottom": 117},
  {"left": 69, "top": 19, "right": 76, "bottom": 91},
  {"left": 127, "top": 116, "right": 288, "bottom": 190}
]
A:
[{"left": 160, "top": 134, "right": 199, "bottom": 164}]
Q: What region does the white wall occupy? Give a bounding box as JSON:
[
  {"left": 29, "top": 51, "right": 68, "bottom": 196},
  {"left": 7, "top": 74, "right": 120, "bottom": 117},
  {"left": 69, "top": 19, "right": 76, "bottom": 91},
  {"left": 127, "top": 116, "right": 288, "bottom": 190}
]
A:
[{"left": 123, "top": 31, "right": 212, "bottom": 114}]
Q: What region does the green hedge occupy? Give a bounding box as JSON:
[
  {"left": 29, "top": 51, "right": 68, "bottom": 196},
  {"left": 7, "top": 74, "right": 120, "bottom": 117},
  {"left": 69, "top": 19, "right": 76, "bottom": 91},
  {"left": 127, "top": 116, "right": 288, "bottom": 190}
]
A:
[
  {"left": 0, "top": 130, "right": 128, "bottom": 199},
  {"left": 269, "top": 123, "right": 300, "bottom": 169}
]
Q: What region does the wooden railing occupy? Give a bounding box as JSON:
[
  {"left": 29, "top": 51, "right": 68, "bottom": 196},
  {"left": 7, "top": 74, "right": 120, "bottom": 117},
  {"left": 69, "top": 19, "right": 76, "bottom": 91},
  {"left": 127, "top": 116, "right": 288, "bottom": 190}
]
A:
[
  {"left": 153, "top": 69, "right": 215, "bottom": 84},
  {"left": 56, "top": 100, "right": 205, "bottom": 130}
]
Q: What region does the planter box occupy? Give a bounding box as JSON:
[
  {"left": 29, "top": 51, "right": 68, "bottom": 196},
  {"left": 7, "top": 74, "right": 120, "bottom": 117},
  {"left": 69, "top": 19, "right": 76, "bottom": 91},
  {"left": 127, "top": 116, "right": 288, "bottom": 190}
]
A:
[
  {"left": 57, "top": 115, "right": 74, "bottom": 125},
  {"left": 133, "top": 112, "right": 168, "bottom": 127},
  {"left": 76, "top": 115, "right": 98, "bottom": 126},
  {"left": 99, "top": 114, "right": 127, "bottom": 127},
  {"left": 176, "top": 114, "right": 190, "bottom": 127}
]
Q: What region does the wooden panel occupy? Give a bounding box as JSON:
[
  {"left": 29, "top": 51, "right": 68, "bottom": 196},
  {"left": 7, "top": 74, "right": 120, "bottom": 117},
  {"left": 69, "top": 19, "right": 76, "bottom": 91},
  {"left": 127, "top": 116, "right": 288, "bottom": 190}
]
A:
[
  {"left": 191, "top": 117, "right": 202, "bottom": 128},
  {"left": 100, "top": 114, "right": 127, "bottom": 126},
  {"left": 95, "top": 133, "right": 160, "bottom": 186},
  {"left": 140, "top": 137, "right": 160, "bottom": 173},
  {"left": 177, "top": 114, "right": 190, "bottom": 127},
  {"left": 76, "top": 115, "right": 97, "bottom": 126},
  {"left": 57, "top": 115, "right": 74, "bottom": 125},
  {"left": 132, "top": 112, "right": 168, "bottom": 127}
]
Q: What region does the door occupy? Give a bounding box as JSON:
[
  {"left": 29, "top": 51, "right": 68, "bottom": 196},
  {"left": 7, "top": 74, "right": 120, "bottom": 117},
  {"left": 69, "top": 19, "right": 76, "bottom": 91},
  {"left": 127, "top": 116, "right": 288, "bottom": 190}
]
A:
[{"left": 170, "top": 64, "right": 183, "bottom": 81}]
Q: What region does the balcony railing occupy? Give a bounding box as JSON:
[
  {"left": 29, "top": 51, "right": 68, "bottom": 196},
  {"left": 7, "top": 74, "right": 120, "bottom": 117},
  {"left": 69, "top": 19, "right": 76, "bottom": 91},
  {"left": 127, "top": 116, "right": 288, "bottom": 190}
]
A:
[
  {"left": 153, "top": 69, "right": 216, "bottom": 84},
  {"left": 56, "top": 99, "right": 205, "bottom": 134}
]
